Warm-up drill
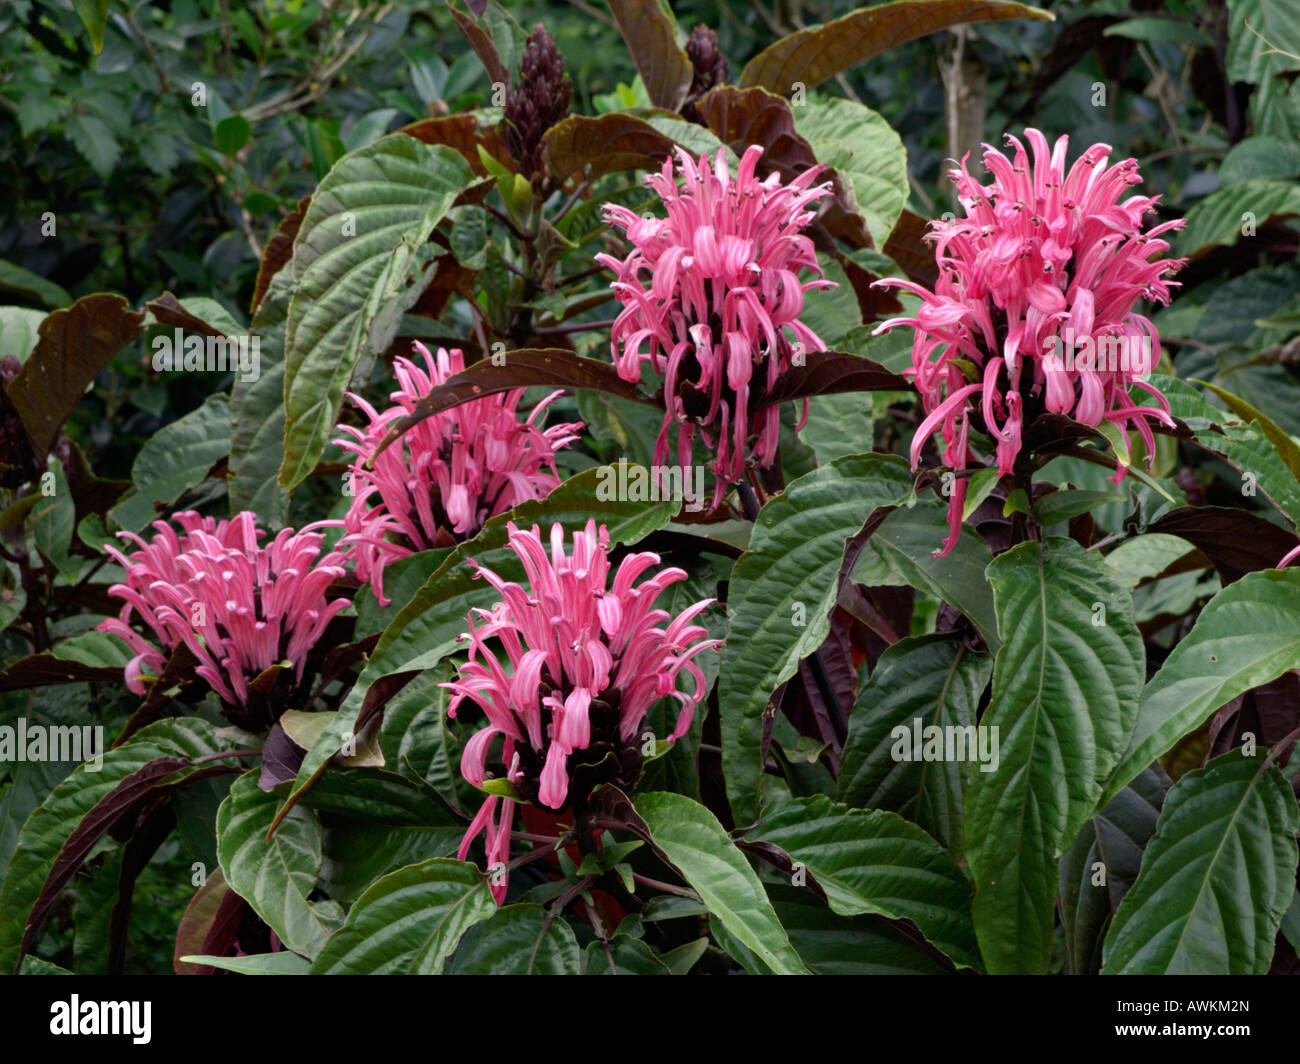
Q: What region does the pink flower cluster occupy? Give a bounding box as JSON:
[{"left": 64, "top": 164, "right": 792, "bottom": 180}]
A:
[
  {"left": 446, "top": 519, "right": 720, "bottom": 902},
  {"left": 334, "top": 343, "right": 581, "bottom": 605},
  {"left": 99, "top": 511, "right": 349, "bottom": 715},
  {"left": 598, "top": 145, "right": 834, "bottom": 508},
  {"left": 873, "top": 130, "right": 1186, "bottom": 555}
]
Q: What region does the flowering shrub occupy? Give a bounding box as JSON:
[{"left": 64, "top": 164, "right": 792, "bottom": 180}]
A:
[{"left": 3, "top": 0, "right": 1300, "bottom": 988}]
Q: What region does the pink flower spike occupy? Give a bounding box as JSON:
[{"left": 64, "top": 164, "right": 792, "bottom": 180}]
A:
[
  {"left": 443, "top": 520, "right": 721, "bottom": 903},
  {"left": 98, "top": 511, "right": 349, "bottom": 731},
  {"left": 600, "top": 145, "right": 834, "bottom": 509},
  {"left": 333, "top": 344, "right": 582, "bottom": 605},
  {"left": 874, "top": 129, "right": 1186, "bottom": 554}
]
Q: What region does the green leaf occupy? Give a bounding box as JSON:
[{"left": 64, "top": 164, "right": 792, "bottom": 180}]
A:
[
  {"left": 31, "top": 456, "right": 74, "bottom": 574},
  {"left": 66, "top": 113, "right": 119, "bottom": 176},
  {"left": 0, "top": 718, "right": 233, "bottom": 973},
  {"left": 1197, "top": 378, "right": 1300, "bottom": 487},
  {"left": 797, "top": 392, "right": 875, "bottom": 465},
  {"left": 279, "top": 136, "right": 474, "bottom": 490},
  {"left": 69, "top": 0, "right": 110, "bottom": 52},
  {"left": 837, "top": 635, "right": 993, "bottom": 854},
  {"left": 1101, "top": 753, "right": 1299, "bottom": 974},
  {"left": 965, "top": 538, "right": 1144, "bottom": 974},
  {"left": 634, "top": 791, "right": 809, "bottom": 975},
  {"left": 738, "top": 0, "right": 1054, "bottom": 93},
  {"left": 1034, "top": 488, "right": 1129, "bottom": 527},
  {"left": 757, "top": 795, "right": 981, "bottom": 969},
  {"left": 229, "top": 270, "right": 290, "bottom": 524},
  {"left": 1104, "top": 568, "right": 1300, "bottom": 803},
  {"left": 1220, "top": 135, "right": 1300, "bottom": 184},
  {"left": 1102, "top": 17, "right": 1213, "bottom": 46},
  {"left": 217, "top": 772, "right": 343, "bottom": 960},
  {"left": 0, "top": 261, "right": 69, "bottom": 310},
  {"left": 286, "top": 465, "right": 679, "bottom": 803},
  {"left": 180, "top": 951, "right": 311, "bottom": 975},
  {"left": 761, "top": 884, "right": 954, "bottom": 974},
  {"left": 311, "top": 858, "right": 496, "bottom": 974},
  {"left": 446, "top": 902, "right": 583, "bottom": 974},
  {"left": 108, "top": 393, "right": 231, "bottom": 531},
  {"left": 720, "top": 453, "right": 914, "bottom": 825},
  {"left": 851, "top": 497, "right": 1001, "bottom": 650},
  {"left": 792, "top": 97, "right": 908, "bottom": 246},
  {"left": 1178, "top": 178, "right": 1300, "bottom": 257},
  {"left": 214, "top": 115, "right": 251, "bottom": 157}
]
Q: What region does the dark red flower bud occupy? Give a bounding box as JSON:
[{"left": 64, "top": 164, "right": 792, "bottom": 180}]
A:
[
  {"left": 503, "top": 25, "right": 573, "bottom": 181},
  {"left": 685, "top": 24, "right": 728, "bottom": 99}
]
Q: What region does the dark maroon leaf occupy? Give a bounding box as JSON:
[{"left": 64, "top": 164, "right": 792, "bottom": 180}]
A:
[
  {"left": 737, "top": 0, "right": 1055, "bottom": 93},
  {"left": 258, "top": 724, "right": 306, "bottom": 792},
  {"left": 174, "top": 869, "right": 238, "bottom": 975},
  {"left": 0, "top": 652, "right": 123, "bottom": 690},
  {"left": 606, "top": 0, "right": 694, "bottom": 111},
  {"left": 251, "top": 196, "right": 309, "bottom": 314},
  {"left": 695, "top": 85, "right": 872, "bottom": 247},
  {"left": 542, "top": 112, "right": 690, "bottom": 184},
  {"left": 8, "top": 293, "right": 144, "bottom": 458},
  {"left": 762, "top": 349, "right": 908, "bottom": 407},
  {"left": 448, "top": 1, "right": 510, "bottom": 86},
  {"left": 371, "top": 348, "right": 651, "bottom": 462},
  {"left": 107, "top": 801, "right": 177, "bottom": 974},
  {"left": 1148, "top": 506, "right": 1299, "bottom": 583},
  {"left": 145, "top": 292, "right": 229, "bottom": 339},
  {"left": 882, "top": 209, "right": 940, "bottom": 289},
  {"left": 20, "top": 757, "right": 194, "bottom": 963},
  {"left": 1207, "top": 671, "right": 1300, "bottom": 772},
  {"left": 400, "top": 113, "right": 513, "bottom": 174}
]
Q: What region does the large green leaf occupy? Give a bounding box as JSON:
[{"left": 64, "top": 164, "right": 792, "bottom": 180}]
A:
[
  {"left": 1104, "top": 568, "right": 1300, "bottom": 803},
  {"left": 108, "top": 393, "right": 231, "bottom": 531},
  {"left": 1102, "top": 753, "right": 1299, "bottom": 974},
  {"left": 837, "top": 634, "right": 993, "bottom": 855},
  {"left": 792, "top": 97, "right": 907, "bottom": 247},
  {"left": 1177, "top": 178, "right": 1300, "bottom": 257},
  {"left": 757, "top": 795, "right": 980, "bottom": 970},
  {"left": 634, "top": 791, "right": 808, "bottom": 975},
  {"left": 216, "top": 772, "right": 343, "bottom": 960},
  {"left": 279, "top": 136, "right": 474, "bottom": 490},
  {"left": 311, "top": 858, "right": 496, "bottom": 974},
  {"left": 0, "top": 717, "right": 232, "bottom": 973},
  {"left": 446, "top": 902, "right": 582, "bottom": 974},
  {"left": 285, "top": 465, "right": 679, "bottom": 802},
  {"left": 720, "top": 453, "right": 914, "bottom": 826},
  {"left": 737, "top": 0, "right": 1053, "bottom": 93},
  {"left": 228, "top": 269, "right": 290, "bottom": 524},
  {"left": 965, "top": 538, "right": 1144, "bottom": 974}
]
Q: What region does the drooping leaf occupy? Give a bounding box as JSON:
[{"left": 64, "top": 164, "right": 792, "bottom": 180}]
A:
[
  {"left": 8, "top": 294, "right": 143, "bottom": 459},
  {"left": 107, "top": 393, "right": 231, "bottom": 531},
  {"left": 756, "top": 795, "right": 981, "bottom": 969},
  {"left": 634, "top": 791, "right": 808, "bottom": 975},
  {"left": 1058, "top": 764, "right": 1170, "bottom": 975},
  {"left": 1102, "top": 753, "right": 1299, "bottom": 974},
  {"left": 216, "top": 772, "right": 343, "bottom": 960},
  {"left": 542, "top": 112, "right": 728, "bottom": 184},
  {"left": 606, "top": 0, "right": 694, "bottom": 111}
]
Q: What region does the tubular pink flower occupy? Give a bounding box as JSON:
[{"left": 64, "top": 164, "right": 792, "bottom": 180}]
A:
[
  {"left": 598, "top": 146, "right": 834, "bottom": 508},
  {"left": 334, "top": 344, "right": 582, "bottom": 605},
  {"left": 445, "top": 519, "right": 721, "bottom": 901},
  {"left": 873, "top": 130, "right": 1186, "bottom": 555},
  {"left": 98, "top": 511, "right": 349, "bottom": 730}
]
